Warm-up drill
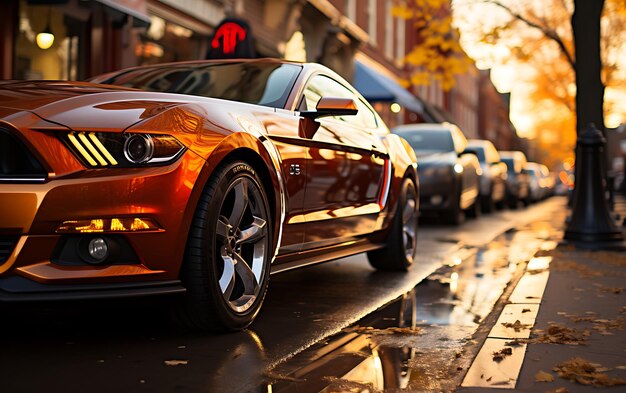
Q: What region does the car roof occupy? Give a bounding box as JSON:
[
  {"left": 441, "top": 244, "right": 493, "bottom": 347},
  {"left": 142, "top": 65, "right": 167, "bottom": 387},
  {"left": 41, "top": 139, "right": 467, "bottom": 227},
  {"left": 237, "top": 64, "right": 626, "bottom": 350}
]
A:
[
  {"left": 393, "top": 122, "right": 457, "bottom": 133},
  {"left": 467, "top": 139, "right": 494, "bottom": 148}
]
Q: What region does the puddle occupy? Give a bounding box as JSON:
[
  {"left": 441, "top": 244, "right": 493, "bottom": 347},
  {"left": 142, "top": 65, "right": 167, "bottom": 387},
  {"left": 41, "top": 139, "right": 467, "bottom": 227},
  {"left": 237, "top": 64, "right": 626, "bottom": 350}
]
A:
[{"left": 263, "top": 228, "right": 553, "bottom": 392}]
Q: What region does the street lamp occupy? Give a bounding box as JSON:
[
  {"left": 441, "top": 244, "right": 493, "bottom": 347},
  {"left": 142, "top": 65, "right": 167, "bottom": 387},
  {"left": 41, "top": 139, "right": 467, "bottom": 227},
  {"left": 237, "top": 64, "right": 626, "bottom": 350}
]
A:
[{"left": 36, "top": 8, "right": 55, "bottom": 50}]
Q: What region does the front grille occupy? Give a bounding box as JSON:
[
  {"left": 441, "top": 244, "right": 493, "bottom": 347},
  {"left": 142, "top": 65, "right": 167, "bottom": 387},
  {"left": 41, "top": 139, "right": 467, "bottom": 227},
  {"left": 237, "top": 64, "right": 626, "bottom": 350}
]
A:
[
  {"left": 0, "top": 128, "right": 46, "bottom": 182},
  {"left": 0, "top": 236, "right": 19, "bottom": 265}
]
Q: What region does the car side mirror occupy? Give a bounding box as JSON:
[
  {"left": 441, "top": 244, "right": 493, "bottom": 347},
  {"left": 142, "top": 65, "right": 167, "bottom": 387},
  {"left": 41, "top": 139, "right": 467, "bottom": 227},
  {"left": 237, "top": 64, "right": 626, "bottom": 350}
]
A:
[{"left": 300, "top": 97, "right": 358, "bottom": 120}]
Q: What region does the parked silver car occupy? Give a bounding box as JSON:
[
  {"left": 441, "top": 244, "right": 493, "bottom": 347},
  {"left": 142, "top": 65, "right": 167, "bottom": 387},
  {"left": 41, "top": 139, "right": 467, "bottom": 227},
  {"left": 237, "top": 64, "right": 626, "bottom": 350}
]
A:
[
  {"left": 465, "top": 139, "right": 507, "bottom": 212},
  {"left": 525, "top": 162, "right": 552, "bottom": 202},
  {"left": 393, "top": 123, "right": 481, "bottom": 225},
  {"left": 499, "top": 151, "right": 531, "bottom": 208}
]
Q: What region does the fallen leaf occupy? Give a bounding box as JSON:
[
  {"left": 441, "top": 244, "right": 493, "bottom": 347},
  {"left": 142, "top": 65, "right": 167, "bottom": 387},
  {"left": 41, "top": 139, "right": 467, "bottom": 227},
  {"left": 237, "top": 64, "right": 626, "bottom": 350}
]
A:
[
  {"left": 492, "top": 347, "right": 513, "bottom": 362},
  {"left": 164, "top": 360, "right": 188, "bottom": 366},
  {"left": 553, "top": 357, "right": 626, "bottom": 386},
  {"left": 535, "top": 370, "right": 555, "bottom": 382},
  {"left": 505, "top": 339, "right": 526, "bottom": 347},
  {"left": 502, "top": 320, "right": 532, "bottom": 332},
  {"left": 532, "top": 324, "right": 590, "bottom": 345}
]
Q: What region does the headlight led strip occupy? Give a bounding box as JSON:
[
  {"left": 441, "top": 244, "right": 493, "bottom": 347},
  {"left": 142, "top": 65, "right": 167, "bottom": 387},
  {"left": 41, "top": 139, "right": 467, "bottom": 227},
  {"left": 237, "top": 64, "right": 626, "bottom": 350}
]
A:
[{"left": 67, "top": 132, "right": 118, "bottom": 167}]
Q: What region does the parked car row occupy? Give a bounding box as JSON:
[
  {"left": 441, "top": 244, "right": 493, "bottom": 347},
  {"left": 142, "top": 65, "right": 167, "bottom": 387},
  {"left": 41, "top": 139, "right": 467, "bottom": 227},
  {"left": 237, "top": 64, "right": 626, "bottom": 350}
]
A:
[
  {"left": 0, "top": 58, "right": 555, "bottom": 333},
  {"left": 392, "top": 122, "right": 554, "bottom": 224}
]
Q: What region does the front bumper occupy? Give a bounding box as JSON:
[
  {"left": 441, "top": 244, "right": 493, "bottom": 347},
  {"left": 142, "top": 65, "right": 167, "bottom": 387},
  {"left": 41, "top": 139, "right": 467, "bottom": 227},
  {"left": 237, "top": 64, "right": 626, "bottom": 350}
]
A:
[
  {"left": 0, "top": 150, "right": 206, "bottom": 295},
  {"left": 418, "top": 169, "right": 455, "bottom": 212},
  {"left": 0, "top": 276, "right": 185, "bottom": 301}
]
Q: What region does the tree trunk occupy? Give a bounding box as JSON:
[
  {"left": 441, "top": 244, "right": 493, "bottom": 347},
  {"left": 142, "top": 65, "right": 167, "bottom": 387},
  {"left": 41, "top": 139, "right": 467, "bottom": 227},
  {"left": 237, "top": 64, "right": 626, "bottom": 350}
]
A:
[{"left": 572, "top": 0, "right": 605, "bottom": 134}]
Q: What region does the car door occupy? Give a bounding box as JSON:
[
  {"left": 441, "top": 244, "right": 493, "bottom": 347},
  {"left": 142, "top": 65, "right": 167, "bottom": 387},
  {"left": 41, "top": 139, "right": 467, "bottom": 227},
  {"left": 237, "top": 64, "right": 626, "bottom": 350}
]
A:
[{"left": 298, "top": 74, "right": 388, "bottom": 249}]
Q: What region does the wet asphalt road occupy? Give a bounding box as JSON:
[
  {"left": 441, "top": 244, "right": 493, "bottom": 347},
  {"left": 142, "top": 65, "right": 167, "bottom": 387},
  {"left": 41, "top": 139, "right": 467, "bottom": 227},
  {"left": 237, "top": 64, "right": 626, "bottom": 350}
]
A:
[{"left": 0, "top": 198, "right": 566, "bottom": 393}]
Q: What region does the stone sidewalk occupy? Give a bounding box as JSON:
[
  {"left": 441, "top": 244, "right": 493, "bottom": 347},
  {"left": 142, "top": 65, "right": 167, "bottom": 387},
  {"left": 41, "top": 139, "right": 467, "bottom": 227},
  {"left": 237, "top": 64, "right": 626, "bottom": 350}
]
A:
[{"left": 459, "top": 196, "right": 626, "bottom": 392}]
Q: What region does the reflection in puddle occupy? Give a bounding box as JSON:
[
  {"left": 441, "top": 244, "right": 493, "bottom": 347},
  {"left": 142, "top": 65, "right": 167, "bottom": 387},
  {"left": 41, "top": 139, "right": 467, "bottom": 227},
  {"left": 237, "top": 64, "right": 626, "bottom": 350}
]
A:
[{"left": 265, "top": 227, "right": 556, "bottom": 392}]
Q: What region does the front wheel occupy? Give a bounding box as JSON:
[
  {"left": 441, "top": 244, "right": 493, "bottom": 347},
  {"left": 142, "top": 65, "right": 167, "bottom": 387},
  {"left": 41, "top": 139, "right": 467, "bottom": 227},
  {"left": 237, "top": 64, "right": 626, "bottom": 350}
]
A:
[
  {"left": 367, "top": 177, "right": 418, "bottom": 271},
  {"left": 175, "top": 161, "right": 272, "bottom": 332}
]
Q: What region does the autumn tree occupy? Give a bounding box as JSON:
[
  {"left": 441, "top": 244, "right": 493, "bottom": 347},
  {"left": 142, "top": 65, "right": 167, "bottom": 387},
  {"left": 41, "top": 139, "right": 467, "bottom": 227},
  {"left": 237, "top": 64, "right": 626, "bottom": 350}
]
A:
[
  {"left": 393, "top": 0, "right": 475, "bottom": 91},
  {"left": 456, "top": 0, "right": 626, "bottom": 135}
]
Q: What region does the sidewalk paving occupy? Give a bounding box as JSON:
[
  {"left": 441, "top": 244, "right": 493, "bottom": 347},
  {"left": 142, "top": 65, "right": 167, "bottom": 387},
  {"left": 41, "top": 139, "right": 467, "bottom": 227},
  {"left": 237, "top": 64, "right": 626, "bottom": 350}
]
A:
[{"left": 460, "top": 196, "right": 626, "bottom": 393}]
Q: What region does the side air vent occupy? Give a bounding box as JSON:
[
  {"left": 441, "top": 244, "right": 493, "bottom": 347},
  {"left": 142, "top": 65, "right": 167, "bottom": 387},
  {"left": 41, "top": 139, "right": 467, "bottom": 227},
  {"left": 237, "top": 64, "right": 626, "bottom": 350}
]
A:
[
  {"left": 0, "top": 236, "right": 19, "bottom": 266},
  {"left": 0, "top": 128, "right": 47, "bottom": 182}
]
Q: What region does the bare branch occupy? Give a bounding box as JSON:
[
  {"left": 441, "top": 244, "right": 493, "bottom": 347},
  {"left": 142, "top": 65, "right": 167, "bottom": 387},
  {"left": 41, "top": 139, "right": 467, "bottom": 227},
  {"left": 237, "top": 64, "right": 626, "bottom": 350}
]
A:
[{"left": 480, "top": 0, "right": 576, "bottom": 69}]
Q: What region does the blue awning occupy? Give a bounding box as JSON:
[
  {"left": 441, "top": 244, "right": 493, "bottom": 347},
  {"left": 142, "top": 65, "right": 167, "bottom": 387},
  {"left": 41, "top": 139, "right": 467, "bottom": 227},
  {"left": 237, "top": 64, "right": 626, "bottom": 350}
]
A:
[{"left": 353, "top": 61, "right": 424, "bottom": 115}]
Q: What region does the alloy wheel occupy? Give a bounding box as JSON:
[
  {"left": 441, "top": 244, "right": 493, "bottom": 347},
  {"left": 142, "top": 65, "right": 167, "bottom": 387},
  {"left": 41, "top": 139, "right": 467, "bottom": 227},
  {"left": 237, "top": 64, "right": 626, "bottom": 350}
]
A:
[{"left": 215, "top": 177, "right": 269, "bottom": 313}]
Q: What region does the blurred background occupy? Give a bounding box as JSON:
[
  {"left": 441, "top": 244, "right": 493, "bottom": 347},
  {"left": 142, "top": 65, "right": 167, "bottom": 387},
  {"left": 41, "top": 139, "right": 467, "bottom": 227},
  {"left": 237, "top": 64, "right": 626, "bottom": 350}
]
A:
[{"left": 1, "top": 0, "right": 624, "bottom": 193}]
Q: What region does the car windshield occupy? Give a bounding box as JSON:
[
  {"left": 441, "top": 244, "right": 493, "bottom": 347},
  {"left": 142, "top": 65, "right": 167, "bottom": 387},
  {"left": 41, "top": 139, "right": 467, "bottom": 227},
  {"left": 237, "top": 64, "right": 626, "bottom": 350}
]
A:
[
  {"left": 502, "top": 158, "right": 517, "bottom": 173},
  {"left": 94, "top": 62, "right": 302, "bottom": 109},
  {"left": 395, "top": 129, "right": 454, "bottom": 153},
  {"left": 465, "top": 147, "right": 486, "bottom": 162}
]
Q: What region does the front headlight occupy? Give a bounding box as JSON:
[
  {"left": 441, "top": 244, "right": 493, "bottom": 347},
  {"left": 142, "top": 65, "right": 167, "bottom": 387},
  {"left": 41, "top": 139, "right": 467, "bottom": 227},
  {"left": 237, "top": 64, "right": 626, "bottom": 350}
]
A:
[{"left": 63, "top": 132, "right": 185, "bottom": 167}]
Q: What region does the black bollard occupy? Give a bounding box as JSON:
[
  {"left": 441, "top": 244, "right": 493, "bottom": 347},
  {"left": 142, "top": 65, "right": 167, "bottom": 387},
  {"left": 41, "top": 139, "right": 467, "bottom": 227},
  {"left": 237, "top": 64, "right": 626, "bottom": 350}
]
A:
[{"left": 564, "top": 124, "right": 623, "bottom": 243}]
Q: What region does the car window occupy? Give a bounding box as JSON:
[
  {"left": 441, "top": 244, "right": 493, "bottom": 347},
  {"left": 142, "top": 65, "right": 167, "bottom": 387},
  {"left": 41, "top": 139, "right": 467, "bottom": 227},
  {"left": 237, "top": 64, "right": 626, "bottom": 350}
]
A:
[
  {"left": 394, "top": 129, "right": 454, "bottom": 153},
  {"left": 301, "top": 75, "right": 377, "bottom": 129},
  {"left": 466, "top": 146, "right": 486, "bottom": 162},
  {"left": 96, "top": 62, "right": 302, "bottom": 109}
]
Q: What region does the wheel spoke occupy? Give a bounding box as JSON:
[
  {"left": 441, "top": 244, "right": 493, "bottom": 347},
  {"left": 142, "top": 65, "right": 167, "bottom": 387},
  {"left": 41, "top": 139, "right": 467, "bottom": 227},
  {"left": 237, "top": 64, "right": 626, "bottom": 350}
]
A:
[
  {"left": 403, "top": 198, "right": 416, "bottom": 224},
  {"left": 219, "top": 252, "right": 236, "bottom": 300},
  {"left": 228, "top": 180, "right": 249, "bottom": 229},
  {"left": 404, "top": 228, "right": 416, "bottom": 250},
  {"left": 216, "top": 216, "right": 230, "bottom": 241},
  {"left": 237, "top": 217, "right": 267, "bottom": 245},
  {"left": 232, "top": 252, "right": 259, "bottom": 296}
]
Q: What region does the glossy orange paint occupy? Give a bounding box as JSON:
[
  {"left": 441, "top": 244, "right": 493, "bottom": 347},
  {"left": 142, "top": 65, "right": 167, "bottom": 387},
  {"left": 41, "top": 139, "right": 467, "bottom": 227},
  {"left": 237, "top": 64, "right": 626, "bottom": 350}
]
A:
[{"left": 0, "top": 59, "right": 418, "bottom": 297}]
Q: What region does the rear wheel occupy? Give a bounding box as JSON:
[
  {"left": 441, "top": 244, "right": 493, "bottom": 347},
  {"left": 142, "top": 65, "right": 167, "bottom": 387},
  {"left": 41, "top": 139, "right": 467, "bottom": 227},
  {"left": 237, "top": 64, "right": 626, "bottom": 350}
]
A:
[
  {"left": 466, "top": 197, "right": 481, "bottom": 218},
  {"left": 175, "top": 161, "right": 272, "bottom": 332},
  {"left": 443, "top": 186, "right": 464, "bottom": 225},
  {"left": 481, "top": 188, "right": 495, "bottom": 213},
  {"left": 367, "top": 177, "right": 418, "bottom": 271}
]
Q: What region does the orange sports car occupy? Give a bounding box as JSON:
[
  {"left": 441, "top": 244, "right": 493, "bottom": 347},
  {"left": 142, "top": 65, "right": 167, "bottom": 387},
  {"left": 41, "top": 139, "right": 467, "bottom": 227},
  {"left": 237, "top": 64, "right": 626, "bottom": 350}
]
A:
[{"left": 0, "top": 59, "right": 418, "bottom": 331}]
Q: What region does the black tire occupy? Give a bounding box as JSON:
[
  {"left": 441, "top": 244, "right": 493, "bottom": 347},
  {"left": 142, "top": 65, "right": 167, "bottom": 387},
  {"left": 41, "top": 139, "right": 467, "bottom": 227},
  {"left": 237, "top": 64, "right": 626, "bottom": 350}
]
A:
[
  {"left": 367, "top": 177, "right": 418, "bottom": 271},
  {"left": 174, "top": 161, "right": 272, "bottom": 332},
  {"left": 481, "top": 190, "right": 494, "bottom": 213},
  {"left": 443, "top": 188, "right": 464, "bottom": 225},
  {"left": 466, "top": 197, "right": 481, "bottom": 219}
]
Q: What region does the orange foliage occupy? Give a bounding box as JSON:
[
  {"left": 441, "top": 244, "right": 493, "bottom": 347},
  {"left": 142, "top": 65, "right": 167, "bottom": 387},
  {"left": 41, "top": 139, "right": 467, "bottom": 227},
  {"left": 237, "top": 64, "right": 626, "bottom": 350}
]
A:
[{"left": 395, "top": 0, "right": 475, "bottom": 91}]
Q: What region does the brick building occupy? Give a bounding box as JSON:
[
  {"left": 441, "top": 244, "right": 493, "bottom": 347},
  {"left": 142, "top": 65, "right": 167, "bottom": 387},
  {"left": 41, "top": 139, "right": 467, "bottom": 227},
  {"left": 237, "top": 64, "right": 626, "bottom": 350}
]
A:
[{"left": 1, "top": 0, "right": 520, "bottom": 148}]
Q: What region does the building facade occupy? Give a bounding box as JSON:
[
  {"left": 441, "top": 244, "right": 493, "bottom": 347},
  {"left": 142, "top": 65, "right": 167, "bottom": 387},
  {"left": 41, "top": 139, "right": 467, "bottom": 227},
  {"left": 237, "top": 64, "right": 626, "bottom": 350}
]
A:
[{"left": 1, "top": 0, "right": 519, "bottom": 147}]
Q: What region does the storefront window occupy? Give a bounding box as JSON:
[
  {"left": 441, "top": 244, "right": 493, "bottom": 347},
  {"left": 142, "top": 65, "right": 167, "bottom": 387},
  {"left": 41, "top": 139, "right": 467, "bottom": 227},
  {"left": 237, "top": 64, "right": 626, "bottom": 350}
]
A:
[
  {"left": 15, "top": 0, "right": 85, "bottom": 80},
  {"left": 135, "top": 15, "right": 207, "bottom": 65}
]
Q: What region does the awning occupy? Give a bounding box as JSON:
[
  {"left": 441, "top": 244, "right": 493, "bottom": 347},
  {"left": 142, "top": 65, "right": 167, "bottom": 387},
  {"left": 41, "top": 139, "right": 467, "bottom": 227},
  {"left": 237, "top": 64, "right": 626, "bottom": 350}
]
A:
[
  {"left": 95, "top": 0, "right": 151, "bottom": 27},
  {"left": 353, "top": 61, "right": 424, "bottom": 115}
]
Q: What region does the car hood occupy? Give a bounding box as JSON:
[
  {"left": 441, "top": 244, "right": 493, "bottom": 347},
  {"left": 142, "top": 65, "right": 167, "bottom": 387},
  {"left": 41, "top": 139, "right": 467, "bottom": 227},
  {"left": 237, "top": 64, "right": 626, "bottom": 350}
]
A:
[
  {"left": 416, "top": 151, "right": 456, "bottom": 168},
  {"left": 0, "top": 80, "right": 211, "bottom": 133}
]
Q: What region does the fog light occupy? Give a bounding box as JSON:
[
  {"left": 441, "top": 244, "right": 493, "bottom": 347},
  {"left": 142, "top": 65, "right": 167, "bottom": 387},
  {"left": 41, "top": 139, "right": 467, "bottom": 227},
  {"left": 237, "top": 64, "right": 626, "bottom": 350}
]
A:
[{"left": 88, "top": 237, "right": 109, "bottom": 263}]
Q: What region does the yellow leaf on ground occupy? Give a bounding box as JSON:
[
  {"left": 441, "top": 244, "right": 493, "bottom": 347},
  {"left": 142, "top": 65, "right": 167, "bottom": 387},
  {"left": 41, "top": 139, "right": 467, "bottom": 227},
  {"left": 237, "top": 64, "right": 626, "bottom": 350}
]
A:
[{"left": 535, "top": 370, "right": 555, "bottom": 382}]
